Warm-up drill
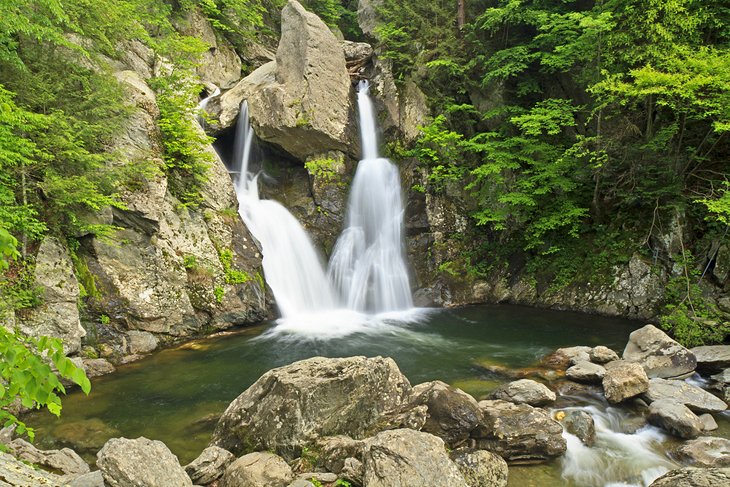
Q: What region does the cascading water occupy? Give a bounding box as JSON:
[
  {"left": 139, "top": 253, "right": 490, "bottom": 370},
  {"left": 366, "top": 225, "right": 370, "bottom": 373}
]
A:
[{"left": 327, "top": 80, "right": 413, "bottom": 312}]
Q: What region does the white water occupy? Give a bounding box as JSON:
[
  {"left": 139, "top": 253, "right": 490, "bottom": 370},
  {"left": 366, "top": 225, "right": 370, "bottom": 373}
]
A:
[
  {"left": 559, "top": 404, "right": 677, "bottom": 487},
  {"left": 196, "top": 86, "right": 220, "bottom": 127},
  {"left": 230, "top": 88, "right": 418, "bottom": 333},
  {"left": 328, "top": 81, "right": 413, "bottom": 313}
]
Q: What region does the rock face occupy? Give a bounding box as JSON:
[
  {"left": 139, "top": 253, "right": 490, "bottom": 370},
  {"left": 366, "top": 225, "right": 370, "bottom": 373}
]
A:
[
  {"left": 361, "top": 429, "right": 467, "bottom": 487},
  {"left": 450, "top": 449, "right": 509, "bottom": 487},
  {"left": 184, "top": 446, "right": 235, "bottom": 485},
  {"left": 472, "top": 400, "right": 566, "bottom": 463},
  {"left": 648, "top": 399, "right": 703, "bottom": 439},
  {"left": 409, "top": 380, "right": 482, "bottom": 447},
  {"left": 16, "top": 237, "right": 86, "bottom": 354},
  {"left": 691, "top": 345, "right": 730, "bottom": 372},
  {"left": 602, "top": 361, "right": 650, "bottom": 403},
  {"left": 219, "top": 452, "right": 293, "bottom": 487},
  {"left": 211, "top": 1, "right": 354, "bottom": 161},
  {"left": 210, "top": 356, "right": 412, "bottom": 458},
  {"left": 676, "top": 437, "right": 730, "bottom": 467},
  {"left": 623, "top": 325, "right": 697, "bottom": 378},
  {"left": 489, "top": 379, "right": 556, "bottom": 406},
  {"left": 649, "top": 467, "right": 730, "bottom": 486},
  {"left": 643, "top": 378, "right": 727, "bottom": 413},
  {"left": 97, "top": 437, "right": 192, "bottom": 487}
]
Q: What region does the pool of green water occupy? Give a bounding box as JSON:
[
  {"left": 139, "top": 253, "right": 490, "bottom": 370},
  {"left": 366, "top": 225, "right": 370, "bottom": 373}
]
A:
[{"left": 26, "top": 304, "right": 663, "bottom": 480}]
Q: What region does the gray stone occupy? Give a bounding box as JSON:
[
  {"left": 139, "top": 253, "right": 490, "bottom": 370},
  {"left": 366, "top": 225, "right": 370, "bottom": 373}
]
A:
[
  {"left": 409, "top": 380, "right": 482, "bottom": 447},
  {"left": 184, "top": 446, "right": 235, "bottom": 485},
  {"left": 357, "top": 0, "right": 383, "bottom": 37},
  {"left": 16, "top": 237, "right": 85, "bottom": 354},
  {"left": 362, "top": 429, "right": 466, "bottom": 487},
  {"left": 602, "top": 361, "right": 650, "bottom": 403},
  {"left": 691, "top": 345, "right": 730, "bottom": 371},
  {"left": 8, "top": 439, "right": 89, "bottom": 477},
  {"left": 649, "top": 467, "right": 730, "bottom": 486},
  {"left": 219, "top": 452, "right": 293, "bottom": 487},
  {"left": 211, "top": 356, "right": 411, "bottom": 458},
  {"left": 489, "top": 379, "right": 556, "bottom": 406},
  {"left": 287, "top": 481, "right": 314, "bottom": 487},
  {"left": 562, "top": 410, "right": 596, "bottom": 446},
  {"left": 566, "top": 361, "right": 606, "bottom": 383},
  {"left": 342, "top": 40, "right": 373, "bottom": 61},
  {"left": 97, "top": 437, "right": 192, "bottom": 487},
  {"left": 450, "top": 448, "right": 508, "bottom": 487},
  {"left": 676, "top": 437, "right": 730, "bottom": 467},
  {"left": 340, "top": 457, "right": 363, "bottom": 486},
  {"left": 68, "top": 470, "right": 106, "bottom": 487},
  {"left": 623, "top": 324, "right": 697, "bottom": 378},
  {"left": 699, "top": 413, "right": 718, "bottom": 431},
  {"left": 590, "top": 346, "right": 619, "bottom": 364},
  {"left": 126, "top": 330, "right": 158, "bottom": 354},
  {"left": 643, "top": 378, "right": 727, "bottom": 413},
  {"left": 711, "top": 368, "right": 730, "bottom": 385},
  {"left": 0, "top": 451, "right": 64, "bottom": 486},
  {"left": 543, "top": 346, "right": 592, "bottom": 369},
  {"left": 315, "top": 436, "right": 364, "bottom": 474},
  {"left": 648, "top": 399, "right": 703, "bottom": 439},
  {"left": 297, "top": 473, "right": 337, "bottom": 483},
  {"left": 81, "top": 358, "right": 116, "bottom": 378},
  {"left": 472, "top": 400, "right": 566, "bottom": 463}
]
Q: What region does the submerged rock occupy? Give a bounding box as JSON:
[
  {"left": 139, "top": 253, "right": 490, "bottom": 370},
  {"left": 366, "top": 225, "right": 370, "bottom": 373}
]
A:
[
  {"left": 361, "top": 429, "right": 466, "bottom": 487},
  {"left": 643, "top": 378, "right": 727, "bottom": 413},
  {"left": 472, "top": 400, "right": 566, "bottom": 463},
  {"left": 409, "top": 380, "right": 482, "bottom": 447},
  {"left": 97, "top": 437, "right": 192, "bottom": 487},
  {"left": 489, "top": 379, "right": 556, "bottom": 406},
  {"left": 602, "top": 361, "right": 650, "bottom": 403},
  {"left": 219, "top": 452, "right": 293, "bottom": 487},
  {"left": 676, "top": 437, "right": 730, "bottom": 467},
  {"left": 648, "top": 399, "right": 703, "bottom": 439},
  {"left": 623, "top": 324, "right": 697, "bottom": 378},
  {"left": 450, "top": 448, "right": 509, "bottom": 487},
  {"left": 649, "top": 467, "right": 730, "bottom": 486},
  {"left": 184, "top": 446, "right": 235, "bottom": 485},
  {"left": 210, "top": 356, "right": 411, "bottom": 458}
]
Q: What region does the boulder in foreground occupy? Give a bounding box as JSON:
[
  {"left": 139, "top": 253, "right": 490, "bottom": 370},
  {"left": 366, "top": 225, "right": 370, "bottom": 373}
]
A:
[{"left": 97, "top": 437, "right": 192, "bottom": 487}]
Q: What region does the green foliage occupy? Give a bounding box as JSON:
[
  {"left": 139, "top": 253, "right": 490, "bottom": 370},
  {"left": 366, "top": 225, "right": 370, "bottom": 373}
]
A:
[
  {"left": 219, "top": 248, "right": 250, "bottom": 284},
  {"left": 304, "top": 158, "right": 339, "bottom": 184},
  {"left": 0, "top": 327, "right": 91, "bottom": 441},
  {"left": 697, "top": 183, "right": 730, "bottom": 225},
  {"left": 214, "top": 285, "right": 225, "bottom": 304},
  {"left": 183, "top": 255, "right": 199, "bottom": 270}
]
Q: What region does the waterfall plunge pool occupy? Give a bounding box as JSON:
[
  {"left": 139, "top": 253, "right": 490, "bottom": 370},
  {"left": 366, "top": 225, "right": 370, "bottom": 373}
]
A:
[{"left": 27, "top": 304, "right": 730, "bottom": 487}]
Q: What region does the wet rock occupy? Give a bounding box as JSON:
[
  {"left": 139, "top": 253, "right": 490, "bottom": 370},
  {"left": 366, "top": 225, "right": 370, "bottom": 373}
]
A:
[
  {"left": 676, "top": 437, "right": 730, "bottom": 467},
  {"left": 590, "top": 346, "right": 619, "bottom": 364},
  {"left": 126, "top": 330, "right": 158, "bottom": 354},
  {"left": 566, "top": 361, "right": 606, "bottom": 383},
  {"left": 0, "top": 450, "right": 64, "bottom": 486},
  {"left": 409, "top": 380, "right": 482, "bottom": 447},
  {"left": 450, "top": 448, "right": 509, "bottom": 487},
  {"left": 210, "top": 356, "right": 412, "bottom": 458},
  {"left": 562, "top": 410, "right": 596, "bottom": 446},
  {"left": 219, "top": 452, "right": 293, "bottom": 487},
  {"left": 7, "top": 439, "right": 89, "bottom": 477},
  {"left": 690, "top": 345, "right": 730, "bottom": 372},
  {"left": 97, "top": 437, "right": 192, "bottom": 487},
  {"left": 648, "top": 399, "right": 703, "bottom": 439},
  {"left": 643, "top": 378, "right": 727, "bottom": 413},
  {"left": 67, "top": 470, "right": 105, "bottom": 487},
  {"left": 489, "top": 379, "right": 556, "bottom": 406},
  {"left": 362, "top": 429, "right": 466, "bottom": 487},
  {"left": 699, "top": 413, "right": 718, "bottom": 431},
  {"left": 623, "top": 325, "right": 697, "bottom": 378},
  {"left": 184, "top": 446, "right": 235, "bottom": 485},
  {"left": 16, "top": 237, "right": 85, "bottom": 354},
  {"left": 543, "top": 346, "right": 592, "bottom": 369},
  {"left": 472, "top": 400, "right": 566, "bottom": 463},
  {"left": 81, "top": 358, "right": 116, "bottom": 378},
  {"left": 602, "top": 361, "right": 650, "bottom": 403},
  {"left": 649, "top": 467, "right": 730, "bottom": 486}
]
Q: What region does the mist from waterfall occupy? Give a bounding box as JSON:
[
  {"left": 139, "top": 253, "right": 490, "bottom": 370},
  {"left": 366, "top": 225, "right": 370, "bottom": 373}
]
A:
[{"left": 228, "top": 84, "right": 421, "bottom": 335}]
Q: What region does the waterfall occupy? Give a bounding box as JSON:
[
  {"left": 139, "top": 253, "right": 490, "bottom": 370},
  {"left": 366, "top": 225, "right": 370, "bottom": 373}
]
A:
[
  {"left": 229, "top": 82, "right": 417, "bottom": 332},
  {"left": 197, "top": 86, "right": 220, "bottom": 127}
]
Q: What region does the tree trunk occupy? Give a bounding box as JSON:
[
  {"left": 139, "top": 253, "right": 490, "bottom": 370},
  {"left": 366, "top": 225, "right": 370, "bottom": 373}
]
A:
[{"left": 457, "top": 0, "right": 466, "bottom": 30}]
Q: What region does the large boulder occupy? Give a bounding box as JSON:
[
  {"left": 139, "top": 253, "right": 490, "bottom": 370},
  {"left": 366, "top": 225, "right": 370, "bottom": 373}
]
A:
[
  {"left": 690, "top": 345, "right": 730, "bottom": 372},
  {"left": 676, "top": 437, "right": 730, "bottom": 467},
  {"left": 7, "top": 439, "right": 89, "bottom": 478},
  {"left": 450, "top": 448, "right": 509, "bottom": 487},
  {"left": 489, "top": 379, "right": 556, "bottom": 406},
  {"left": 16, "top": 237, "right": 86, "bottom": 354},
  {"left": 649, "top": 467, "right": 730, "bottom": 486},
  {"left": 184, "top": 446, "right": 235, "bottom": 485},
  {"left": 0, "top": 451, "right": 64, "bottom": 486},
  {"left": 409, "top": 380, "right": 482, "bottom": 447},
  {"left": 647, "top": 399, "right": 703, "bottom": 439},
  {"left": 97, "top": 437, "right": 192, "bottom": 487},
  {"left": 643, "top": 378, "right": 727, "bottom": 413},
  {"left": 361, "top": 429, "right": 467, "bottom": 487},
  {"left": 210, "top": 356, "right": 412, "bottom": 458},
  {"left": 472, "top": 400, "right": 566, "bottom": 463},
  {"left": 602, "top": 360, "right": 650, "bottom": 403},
  {"left": 623, "top": 325, "right": 697, "bottom": 378},
  {"left": 219, "top": 452, "right": 293, "bottom": 487}
]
